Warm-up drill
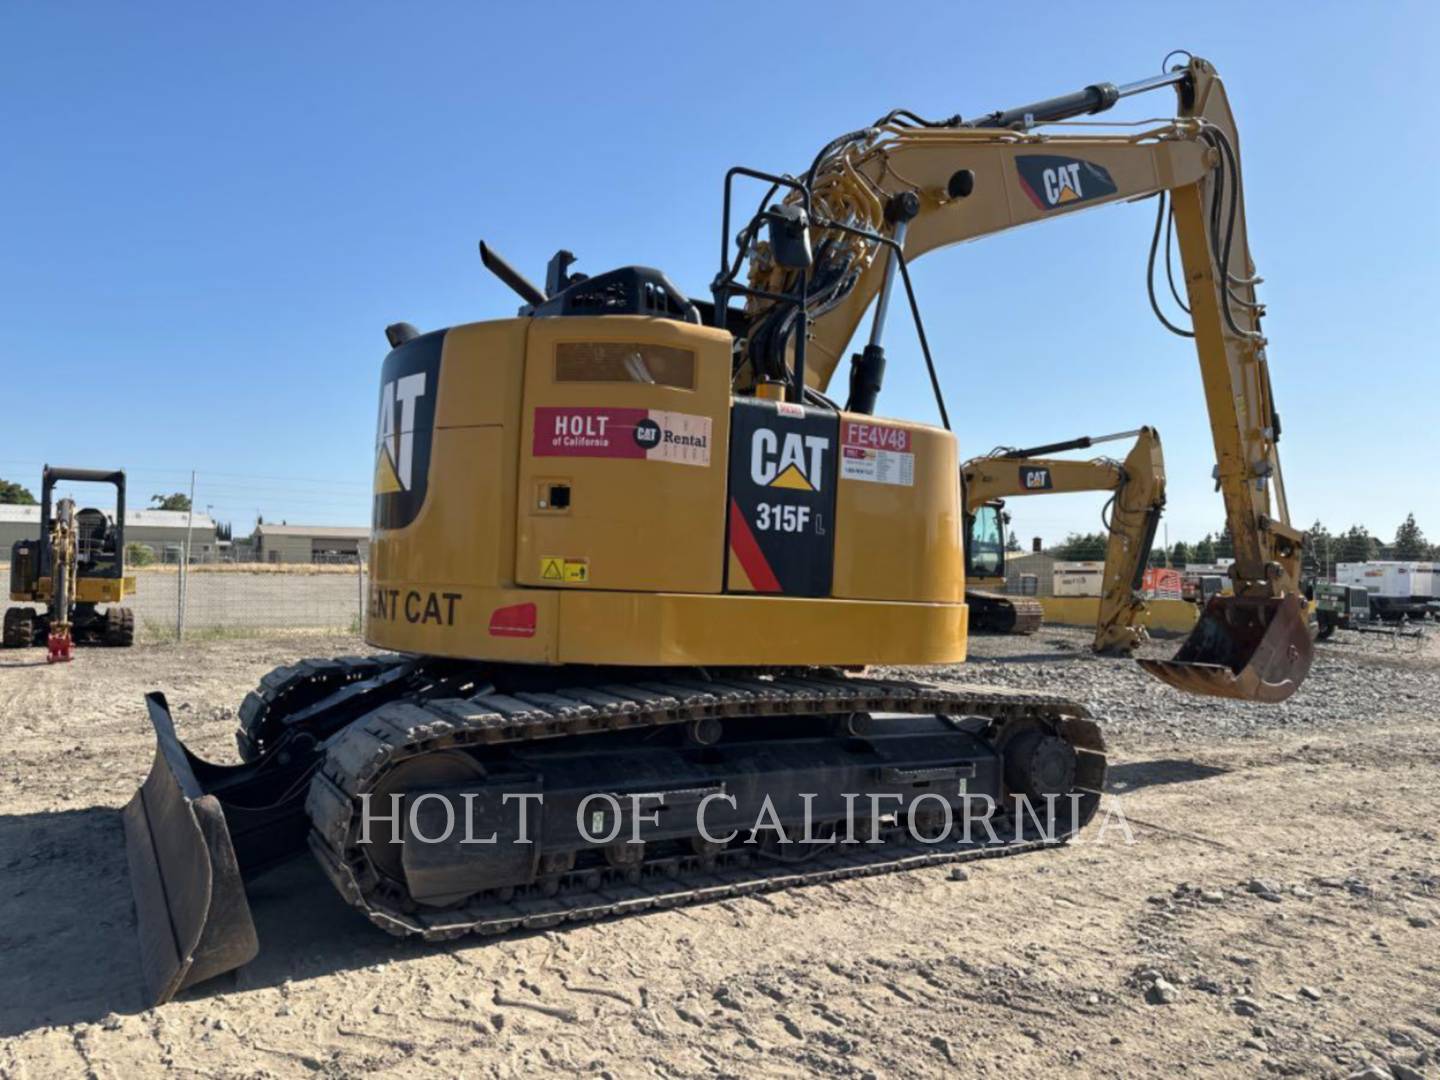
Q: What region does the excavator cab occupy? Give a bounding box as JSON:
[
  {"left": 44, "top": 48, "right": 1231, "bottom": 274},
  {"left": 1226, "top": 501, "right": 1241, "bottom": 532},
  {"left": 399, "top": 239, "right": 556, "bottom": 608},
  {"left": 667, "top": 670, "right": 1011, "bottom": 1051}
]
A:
[
  {"left": 965, "top": 503, "right": 1006, "bottom": 581},
  {"left": 962, "top": 503, "right": 1044, "bottom": 635}
]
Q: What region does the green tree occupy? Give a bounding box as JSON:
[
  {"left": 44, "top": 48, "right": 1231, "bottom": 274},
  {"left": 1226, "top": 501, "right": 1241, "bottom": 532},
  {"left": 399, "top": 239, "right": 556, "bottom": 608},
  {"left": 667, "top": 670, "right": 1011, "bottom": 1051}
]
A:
[
  {"left": 125, "top": 542, "right": 155, "bottom": 567},
  {"left": 1336, "top": 525, "right": 1377, "bottom": 563},
  {"left": 1005, "top": 529, "right": 1021, "bottom": 553},
  {"left": 1170, "top": 540, "right": 1192, "bottom": 566},
  {"left": 1302, "top": 519, "right": 1334, "bottom": 577},
  {"left": 151, "top": 493, "right": 192, "bottom": 511},
  {"left": 216, "top": 521, "right": 233, "bottom": 542},
  {"left": 1393, "top": 513, "right": 1427, "bottom": 560},
  {"left": 1194, "top": 534, "right": 1216, "bottom": 564},
  {"left": 1214, "top": 521, "right": 1235, "bottom": 560},
  {"left": 1055, "top": 531, "right": 1107, "bottom": 560},
  {"left": 1148, "top": 546, "right": 1168, "bottom": 568},
  {"left": 0, "top": 478, "right": 37, "bottom": 505}
]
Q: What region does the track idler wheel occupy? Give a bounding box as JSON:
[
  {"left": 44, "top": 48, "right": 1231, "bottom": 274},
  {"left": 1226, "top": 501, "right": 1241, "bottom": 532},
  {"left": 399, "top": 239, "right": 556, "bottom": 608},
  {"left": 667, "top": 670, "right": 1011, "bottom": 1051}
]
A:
[{"left": 364, "top": 751, "right": 487, "bottom": 907}]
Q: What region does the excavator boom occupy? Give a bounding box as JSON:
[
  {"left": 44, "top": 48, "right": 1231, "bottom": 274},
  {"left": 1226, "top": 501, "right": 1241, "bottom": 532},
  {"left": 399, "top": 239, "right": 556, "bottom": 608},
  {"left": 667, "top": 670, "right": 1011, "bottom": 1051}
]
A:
[
  {"left": 738, "top": 56, "right": 1310, "bottom": 701},
  {"left": 964, "top": 427, "right": 1166, "bottom": 655}
]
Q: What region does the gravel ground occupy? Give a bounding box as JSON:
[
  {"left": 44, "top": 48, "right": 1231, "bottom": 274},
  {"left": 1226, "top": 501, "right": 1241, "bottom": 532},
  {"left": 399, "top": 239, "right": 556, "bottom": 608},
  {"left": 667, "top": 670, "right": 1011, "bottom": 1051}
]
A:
[
  {"left": 0, "top": 625, "right": 1437, "bottom": 1078},
  {"left": 924, "top": 623, "right": 1440, "bottom": 740}
]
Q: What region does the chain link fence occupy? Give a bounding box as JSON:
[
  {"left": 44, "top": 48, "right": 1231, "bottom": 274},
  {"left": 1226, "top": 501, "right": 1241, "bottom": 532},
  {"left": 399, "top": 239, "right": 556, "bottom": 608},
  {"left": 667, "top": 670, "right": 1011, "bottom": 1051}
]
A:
[
  {"left": 157, "top": 563, "right": 367, "bottom": 640},
  {"left": 2, "top": 562, "right": 368, "bottom": 642}
]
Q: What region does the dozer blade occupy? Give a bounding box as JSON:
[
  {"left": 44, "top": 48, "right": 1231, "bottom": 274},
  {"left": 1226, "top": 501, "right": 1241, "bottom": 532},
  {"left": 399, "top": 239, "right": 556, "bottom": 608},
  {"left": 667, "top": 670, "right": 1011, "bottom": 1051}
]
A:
[
  {"left": 1137, "top": 593, "right": 1312, "bottom": 703},
  {"left": 122, "top": 692, "right": 259, "bottom": 1005}
]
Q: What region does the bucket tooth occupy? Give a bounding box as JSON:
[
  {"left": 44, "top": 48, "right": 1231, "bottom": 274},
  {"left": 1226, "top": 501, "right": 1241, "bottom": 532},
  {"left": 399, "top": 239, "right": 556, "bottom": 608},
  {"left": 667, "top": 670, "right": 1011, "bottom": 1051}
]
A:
[
  {"left": 122, "top": 693, "right": 259, "bottom": 1005},
  {"left": 1136, "top": 593, "right": 1313, "bottom": 703}
]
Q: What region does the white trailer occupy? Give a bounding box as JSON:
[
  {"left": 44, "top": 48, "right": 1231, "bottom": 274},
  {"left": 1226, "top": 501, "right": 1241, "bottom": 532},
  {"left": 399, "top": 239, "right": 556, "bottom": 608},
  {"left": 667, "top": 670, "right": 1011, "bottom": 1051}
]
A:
[
  {"left": 1336, "top": 562, "right": 1435, "bottom": 620},
  {"left": 1053, "top": 560, "right": 1104, "bottom": 597}
]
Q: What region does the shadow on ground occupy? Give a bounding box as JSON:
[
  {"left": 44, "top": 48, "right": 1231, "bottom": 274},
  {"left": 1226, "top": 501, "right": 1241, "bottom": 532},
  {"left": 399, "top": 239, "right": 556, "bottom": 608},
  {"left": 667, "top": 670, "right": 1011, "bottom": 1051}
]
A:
[
  {"left": 0, "top": 806, "right": 438, "bottom": 1037},
  {"left": 1105, "top": 758, "right": 1229, "bottom": 794},
  {"left": 0, "top": 763, "right": 1232, "bottom": 1035}
]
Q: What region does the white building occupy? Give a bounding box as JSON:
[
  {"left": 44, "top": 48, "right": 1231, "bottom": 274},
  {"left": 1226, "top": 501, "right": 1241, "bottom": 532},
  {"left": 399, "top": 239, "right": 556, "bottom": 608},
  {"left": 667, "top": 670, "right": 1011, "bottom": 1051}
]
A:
[
  {"left": 0, "top": 505, "right": 217, "bottom": 562},
  {"left": 249, "top": 523, "right": 369, "bottom": 564}
]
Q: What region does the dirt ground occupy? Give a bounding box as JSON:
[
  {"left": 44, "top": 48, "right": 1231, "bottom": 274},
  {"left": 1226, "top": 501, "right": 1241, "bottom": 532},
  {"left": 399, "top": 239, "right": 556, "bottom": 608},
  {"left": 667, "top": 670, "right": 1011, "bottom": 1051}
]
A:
[{"left": 1, "top": 627, "right": 1437, "bottom": 1079}]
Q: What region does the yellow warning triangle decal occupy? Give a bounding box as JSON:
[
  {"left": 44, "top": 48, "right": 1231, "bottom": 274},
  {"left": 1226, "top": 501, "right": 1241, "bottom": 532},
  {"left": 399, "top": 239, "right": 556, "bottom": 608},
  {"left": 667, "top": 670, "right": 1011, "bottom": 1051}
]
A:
[
  {"left": 374, "top": 447, "right": 403, "bottom": 494},
  {"left": 768, "top": 463, "right": 815, "bottom": 491},
  {"left": 540, "top": 558, "right": 564, "bottom": 581}
]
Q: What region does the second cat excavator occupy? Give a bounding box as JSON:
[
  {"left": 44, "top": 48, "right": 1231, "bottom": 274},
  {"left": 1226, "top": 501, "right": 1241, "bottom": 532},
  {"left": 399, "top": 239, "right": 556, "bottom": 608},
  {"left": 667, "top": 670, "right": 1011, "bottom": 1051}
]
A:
[
  {"left": 964, "top": 427, "right": 1167, "bottom": 653},
  {"left": 123, "top": 54, "right": 1311, "bottom": 1006}
]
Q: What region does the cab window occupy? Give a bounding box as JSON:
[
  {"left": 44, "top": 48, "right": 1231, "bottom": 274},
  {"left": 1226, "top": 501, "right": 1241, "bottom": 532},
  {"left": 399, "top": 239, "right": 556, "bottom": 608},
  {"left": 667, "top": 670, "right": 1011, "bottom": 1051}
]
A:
[{"left": 968, "top": 506, "right": 1004, "bottom": 578}]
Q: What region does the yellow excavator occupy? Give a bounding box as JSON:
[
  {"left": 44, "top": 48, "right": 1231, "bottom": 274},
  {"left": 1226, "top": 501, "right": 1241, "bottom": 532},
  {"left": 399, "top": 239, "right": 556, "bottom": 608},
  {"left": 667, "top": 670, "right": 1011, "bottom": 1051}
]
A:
[
  {"left": 124, "top": 54, "right": 1311, "bottom": 1004},
  {"left": 963, "top": 427, "right": 1167, "bottom": 654},
  {"left": 5, "top": 466, "right": 136, "bottom": 656}
]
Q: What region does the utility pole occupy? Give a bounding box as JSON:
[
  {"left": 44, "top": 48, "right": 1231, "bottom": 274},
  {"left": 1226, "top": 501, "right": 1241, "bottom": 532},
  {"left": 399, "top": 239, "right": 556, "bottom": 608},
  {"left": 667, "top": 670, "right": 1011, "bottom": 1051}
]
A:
[
  {"left": 178, "top": 470, "right": 196, "bottom": 640},
  {"left": 357, "top": 553, "right": 365, "bottom": 634}
]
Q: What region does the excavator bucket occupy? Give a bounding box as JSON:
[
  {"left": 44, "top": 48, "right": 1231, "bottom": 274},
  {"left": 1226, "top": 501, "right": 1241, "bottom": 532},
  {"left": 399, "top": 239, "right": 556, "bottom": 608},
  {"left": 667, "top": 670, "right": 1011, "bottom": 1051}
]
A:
[
  {"left": 1136, "top": 593, "right": 1313, "bottom": 703},
  {"left": 122, "top": 693, "right": 259, "bottom": 1005}
]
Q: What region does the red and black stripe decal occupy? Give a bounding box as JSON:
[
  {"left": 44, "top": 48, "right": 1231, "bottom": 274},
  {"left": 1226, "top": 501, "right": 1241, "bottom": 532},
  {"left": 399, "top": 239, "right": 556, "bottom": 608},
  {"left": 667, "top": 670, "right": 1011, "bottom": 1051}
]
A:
[{"left": 728, "top": 498, "right": 781, "bottom": 592}]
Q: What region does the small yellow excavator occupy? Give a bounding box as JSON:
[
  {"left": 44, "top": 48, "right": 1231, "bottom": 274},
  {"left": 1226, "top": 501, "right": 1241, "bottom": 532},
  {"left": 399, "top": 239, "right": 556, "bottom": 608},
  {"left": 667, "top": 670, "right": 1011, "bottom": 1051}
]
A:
[
  {"left": 5, "top": 466, "right": 136, "bottom": 655},
  {"left": 124, "top": 54, "right": 1311, "bottom": 1004},
  {"left": 963, "top": 427, "right": 1166, "bottom": 654}
]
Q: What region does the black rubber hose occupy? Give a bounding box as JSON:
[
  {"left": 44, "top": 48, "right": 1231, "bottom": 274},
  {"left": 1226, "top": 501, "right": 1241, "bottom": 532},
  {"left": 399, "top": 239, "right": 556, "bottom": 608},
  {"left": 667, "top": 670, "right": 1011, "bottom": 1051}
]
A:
[
  {"left": 1163, "top": 198, "right": 1190, "bottom": 314},
  {"left": 1147, "top": 193, "right": 1195, "bottom": 338}
]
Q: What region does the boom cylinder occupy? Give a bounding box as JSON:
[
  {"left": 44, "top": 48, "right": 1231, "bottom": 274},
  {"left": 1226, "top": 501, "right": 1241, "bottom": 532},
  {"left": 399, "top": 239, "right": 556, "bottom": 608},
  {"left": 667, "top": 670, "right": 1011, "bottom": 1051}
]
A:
[
  {"left": 1002, "top": 429, "right": 1143, "bottom": 459},
  {"left": 848, "top": 192, "right": 920, "bottom": 415},
  {"left": 967, "top": 68, "right": 1188, "bottom": 129}
]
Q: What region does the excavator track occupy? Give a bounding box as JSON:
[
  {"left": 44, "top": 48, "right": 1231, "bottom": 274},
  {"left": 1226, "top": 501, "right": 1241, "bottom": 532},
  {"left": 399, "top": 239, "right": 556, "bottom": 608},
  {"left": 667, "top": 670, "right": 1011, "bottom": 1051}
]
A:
[
  {"left": 235, "top": 653, "right": 410, "bottom": 761},
  {"left": 966, "top": 589, "right": 1045, "bottom": 635},
  {"left": 303, "top": 673, "right": 1105, "bottom": 941}
]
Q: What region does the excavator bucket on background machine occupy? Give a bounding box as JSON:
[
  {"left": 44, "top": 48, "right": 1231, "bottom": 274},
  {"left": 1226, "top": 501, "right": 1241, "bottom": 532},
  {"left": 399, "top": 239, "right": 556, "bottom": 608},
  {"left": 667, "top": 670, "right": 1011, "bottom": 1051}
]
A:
[{"left": 1139, "top": 593, "right": 1313, "bottom": 703}]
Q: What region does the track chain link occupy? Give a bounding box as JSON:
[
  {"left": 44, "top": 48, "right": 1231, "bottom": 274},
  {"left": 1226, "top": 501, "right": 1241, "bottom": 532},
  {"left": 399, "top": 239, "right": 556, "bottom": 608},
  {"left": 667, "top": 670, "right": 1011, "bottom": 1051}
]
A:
[{"left": 234, "top": 653, "right": 409, "bottom": 761}]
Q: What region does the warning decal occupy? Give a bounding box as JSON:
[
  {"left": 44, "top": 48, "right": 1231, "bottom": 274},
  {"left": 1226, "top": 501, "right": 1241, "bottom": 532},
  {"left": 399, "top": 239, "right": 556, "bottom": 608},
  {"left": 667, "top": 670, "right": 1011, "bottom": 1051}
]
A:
[
  {"left": 533, "top": 407, "right": 711, "bottom": 466},
  {"left": 540, "top": 556, "right": 589, "bottom": 583},
  {"left": 840, "top": 420, "right": 914, "bottom": 487}
]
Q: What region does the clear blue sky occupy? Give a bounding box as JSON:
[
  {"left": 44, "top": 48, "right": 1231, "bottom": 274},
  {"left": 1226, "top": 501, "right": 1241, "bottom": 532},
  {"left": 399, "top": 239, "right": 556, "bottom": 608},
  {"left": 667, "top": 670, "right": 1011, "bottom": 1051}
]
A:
[{"left": 3, "top": 3, "right": 1435, "bottom": 548}]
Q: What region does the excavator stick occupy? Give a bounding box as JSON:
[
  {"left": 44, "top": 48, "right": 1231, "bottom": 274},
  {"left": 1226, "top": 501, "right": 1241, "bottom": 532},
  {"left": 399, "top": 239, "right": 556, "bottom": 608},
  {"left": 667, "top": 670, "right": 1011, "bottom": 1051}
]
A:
[
  {"left": 1137, "top": 593, "right": 1313, "bottom": 703},
  {"left": 122, "top": 693, "right": 259, "bottom": 1005}
]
